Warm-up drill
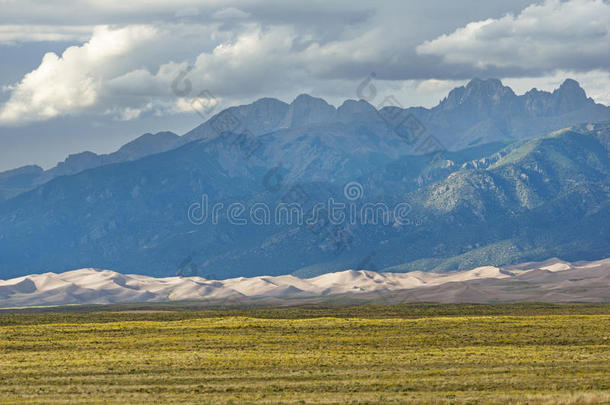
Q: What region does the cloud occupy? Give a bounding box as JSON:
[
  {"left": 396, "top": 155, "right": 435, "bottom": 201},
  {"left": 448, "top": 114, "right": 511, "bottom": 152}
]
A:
[
  {"left": 0, "top": 25, "right": 92, "bottom": 44},
  {"left": 0, "top": 25, "right": 157, "bottom": 125},
  {"left": 417, "top": 0, "right": 610, "bottom": 73},
  {"left": 4, "top": 0, "right": 610, "bottom": 173},
  {"left": 213, "top": 7, "right": 250, "bottom": 19},
  {"left": 0, "top": 21, "right": 389, "bottom": 125},
  {"left": 2, "top": 0, "right": 610, "bottom": 128},
  {"left": 174, "top": 7, "right": 200, "bottom": 18}
]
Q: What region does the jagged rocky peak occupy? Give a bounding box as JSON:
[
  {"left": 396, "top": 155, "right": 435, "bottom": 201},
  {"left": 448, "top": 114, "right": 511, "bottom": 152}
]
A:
[
  {"left": 336, "top": 99, "right": 380, "bottom": 122},
  {"left": 225, "top": 97, "right": 290, "bottom": 134},
  {"left": 243, "top": 97, "right": 289, "bottom": 119},
  {"left": 556, "top": 78, "right": 587, "bottom": 98},
  {"left": 282, "top": 93, "right": 336, "bottom": 128},
  {"left": 42, "top": 151, "right": 103, "bottom": 179},
  {"left": 523, "top": 79, "right": 592, "bottom": 116},
  {"left": 552, "top": 78, "right": 591, "bottom": 112},
  {"left": 440, "top": 78, "right": 517, "bottom": 110},
  {"left": 248, "top": 97, "right": 289, "bottom": 116},
  {"left": 57, "top": 151, "right": 99, "bottom": 168},
  {"left": 467, "top": 77, "right": 504, "bottom": 90},
  {"left": 291, "top": 93, "right": 327, "bottom": 106},
  {"left": 437, "top": 77, "right": 599, "bottom": 119},
  {"left": 470, "top": 78, "right": 515, "bottom": 99}
]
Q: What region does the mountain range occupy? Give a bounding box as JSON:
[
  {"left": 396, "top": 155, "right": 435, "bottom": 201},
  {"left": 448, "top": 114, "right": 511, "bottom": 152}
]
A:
[
  {"left": 0, "top": 78, "right": 609, "bottom": 280},
  {"left": 0, "top": 131, "right": 180, "bottom": 201},
  {"left": 2, "top": 78, "right": 609, "bottom": 202},
  {"left": 180, "top": 78, "right": 610, "bottom": 150}
]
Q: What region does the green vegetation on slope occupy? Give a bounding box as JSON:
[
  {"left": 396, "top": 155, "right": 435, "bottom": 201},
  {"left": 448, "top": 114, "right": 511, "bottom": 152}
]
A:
[{"left": 1, "top": 304, "right": 609, "bottom": 404}]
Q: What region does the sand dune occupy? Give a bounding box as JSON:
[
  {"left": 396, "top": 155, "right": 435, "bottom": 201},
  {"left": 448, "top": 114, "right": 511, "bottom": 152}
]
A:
[{"left": 1, "top": 258, "right": 609, "bottom": 307}]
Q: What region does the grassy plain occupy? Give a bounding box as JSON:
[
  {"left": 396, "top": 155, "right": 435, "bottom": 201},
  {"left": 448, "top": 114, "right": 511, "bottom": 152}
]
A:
[{"left": 0, "top": 303, "right": 609, "bottom": 404}]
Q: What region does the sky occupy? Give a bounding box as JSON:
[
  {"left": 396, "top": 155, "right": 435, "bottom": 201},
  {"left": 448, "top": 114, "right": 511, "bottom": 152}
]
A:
[{"left": 1, "top": 0, "right": 610, "bottom": 171}]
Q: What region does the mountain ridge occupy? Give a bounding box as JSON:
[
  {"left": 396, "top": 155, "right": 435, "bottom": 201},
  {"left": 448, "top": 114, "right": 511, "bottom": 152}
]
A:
[
  {"left": 183, "top": 78, "right": 610, "bottom": 150},
  {"left": 1, "top": 78, "right": 608, "bottom": 202},
  {"left": 0, "top": 131, "right": 180, "bottom": 201}
]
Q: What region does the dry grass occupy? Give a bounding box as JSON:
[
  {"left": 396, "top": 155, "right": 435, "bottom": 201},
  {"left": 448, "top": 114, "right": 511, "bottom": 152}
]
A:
[{"left": 0, "top": 304, "right": 609, "bottom": 404}]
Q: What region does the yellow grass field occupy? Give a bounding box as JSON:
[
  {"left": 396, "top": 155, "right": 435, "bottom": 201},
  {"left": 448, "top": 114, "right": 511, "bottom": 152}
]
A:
[{"left": 1, "top": 304, "right": 609, "bottom": 404}]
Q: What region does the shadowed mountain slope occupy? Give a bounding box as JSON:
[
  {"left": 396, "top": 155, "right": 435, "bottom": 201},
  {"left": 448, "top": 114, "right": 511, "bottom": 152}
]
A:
[{"left": 0, "top": 122, "right": 608, "bottom": 279}]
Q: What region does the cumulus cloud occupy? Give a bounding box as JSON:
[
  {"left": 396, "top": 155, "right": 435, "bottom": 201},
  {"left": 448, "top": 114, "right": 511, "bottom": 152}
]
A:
[
  {"left": 2, "top": 0, "right": 610, "bottom": 128},
  {"left": 0, "top": 25, "right": 158, "bottom": 125},
  {"left": 416, "top": 0, "right": 610, "bottom": 73},
  {"left": 0, "top": 21, "right": 392, "bottom": 125}
]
